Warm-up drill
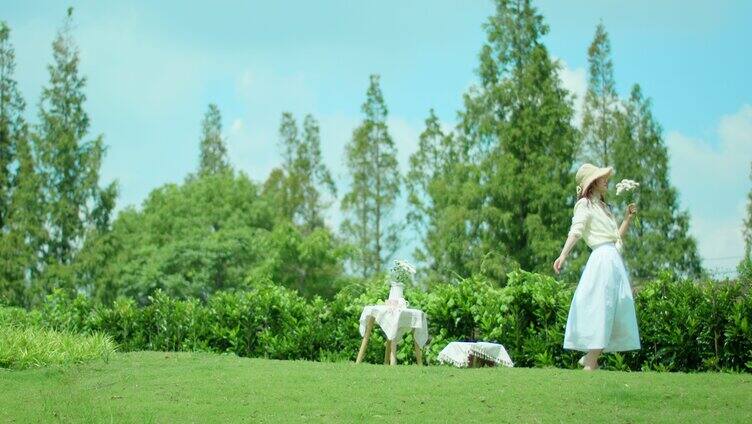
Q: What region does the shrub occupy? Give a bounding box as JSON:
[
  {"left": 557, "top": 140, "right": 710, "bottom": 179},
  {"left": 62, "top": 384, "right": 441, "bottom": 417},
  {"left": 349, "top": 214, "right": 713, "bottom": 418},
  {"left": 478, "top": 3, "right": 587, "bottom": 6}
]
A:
[
  {"left": 1, "top": 272, "right": 749, "bottom": 373},
  {"left": 0, "top": 325, "right": 116, "bottom": 370}
]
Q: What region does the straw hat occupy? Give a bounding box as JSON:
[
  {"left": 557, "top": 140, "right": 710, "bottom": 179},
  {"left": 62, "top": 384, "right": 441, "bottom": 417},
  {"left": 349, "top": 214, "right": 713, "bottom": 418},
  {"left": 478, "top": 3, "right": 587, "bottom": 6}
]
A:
[{"left": 575, "top": 163, "right": 613, "bottom": 197}]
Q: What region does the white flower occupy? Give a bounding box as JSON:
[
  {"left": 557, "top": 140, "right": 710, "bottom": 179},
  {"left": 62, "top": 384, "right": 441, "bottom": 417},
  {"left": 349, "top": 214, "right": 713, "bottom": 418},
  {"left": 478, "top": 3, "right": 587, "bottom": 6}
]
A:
[
  {"left": 390, "top": 259, "right": 416, "bottom": 285},
  {"left": 393, "top": 259, "right": 416, "bottom": 275},
  {"left": 616, "top": 179, "right": 640, "bottom": 195}
]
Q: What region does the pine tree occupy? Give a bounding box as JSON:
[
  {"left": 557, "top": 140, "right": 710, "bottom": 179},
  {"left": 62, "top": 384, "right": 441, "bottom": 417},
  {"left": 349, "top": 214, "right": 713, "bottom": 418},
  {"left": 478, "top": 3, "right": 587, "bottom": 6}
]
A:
[
  {"left": 0, "top": 21, "right": 43, "bottom": 305},
  {"left": 278, "top": 112, "right": 299, "bottom": 173},
  {"left": 0, "top": 21, "right": 19, "bottom": 231},
  {"left": 341, "top": 75, "right": 401, "bottom": 277},
  {"left": 4, "top": 136, "right": 46, "bottom": 304},
  {"left": 267, "top": 113, "right": 336, "bottom": 231},
  {"left": 580, "top": 23, "right": 620, "bottom": 167},
  {"left": 272, "top": 112, "right": 301, "bottom": 221},
  {"left": 407, "top": 109, "right": 445, "bottom": 235},
  {"left": 198, "top": 103, "right": 230, "bottom": 176},
  {"left": 612, "top": 84, "right": 703, "bottom": 280},
  {"left": 296, "top": 114, "right": 336, "bottom": 232},
  {"left": 33, "top": 8, "right": 117, "bottom": 294},
  {"left": 406, "top": 109, "right": 482, "bottom": 281},
  {"left": 741, "top": 162, "right": 752, "bottom": 275},
  {"left": 457, "top": 0, "right": 579, "bottom": 279}
]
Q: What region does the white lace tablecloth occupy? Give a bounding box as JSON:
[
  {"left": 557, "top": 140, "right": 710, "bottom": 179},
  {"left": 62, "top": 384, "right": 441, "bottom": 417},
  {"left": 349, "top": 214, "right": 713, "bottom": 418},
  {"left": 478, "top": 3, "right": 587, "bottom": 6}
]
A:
[
  {"left": 437, "top": 341, "right": 514, "bottom": 368},
  {"left": 358, "top": 305, "right": 429, "bottom": 348}
]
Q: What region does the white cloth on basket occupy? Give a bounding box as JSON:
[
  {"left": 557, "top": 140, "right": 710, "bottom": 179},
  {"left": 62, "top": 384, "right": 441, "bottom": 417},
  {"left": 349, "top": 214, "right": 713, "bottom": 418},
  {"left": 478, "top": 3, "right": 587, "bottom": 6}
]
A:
[
  {"left": 358, "top": 305, "right": 429, "bottom": 347},
  {"left": 437, "top": 341, "right": 514, "bottom": 368},
  {"left": 470, "top": 342, "right": 514, "bottom": 367}
]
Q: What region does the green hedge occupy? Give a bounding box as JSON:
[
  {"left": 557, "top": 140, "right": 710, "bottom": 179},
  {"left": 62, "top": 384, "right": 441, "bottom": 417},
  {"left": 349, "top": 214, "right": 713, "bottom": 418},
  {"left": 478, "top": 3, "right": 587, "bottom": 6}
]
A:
[{"left": 1, "top": 272, "right": 750, "bottom": 372}]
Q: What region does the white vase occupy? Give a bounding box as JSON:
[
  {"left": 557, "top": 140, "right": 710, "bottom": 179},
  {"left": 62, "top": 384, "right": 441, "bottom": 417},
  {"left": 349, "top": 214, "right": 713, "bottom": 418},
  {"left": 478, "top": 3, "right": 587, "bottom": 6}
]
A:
[{"left": 388, "top": 282, "right": 404, "bottom": 300}]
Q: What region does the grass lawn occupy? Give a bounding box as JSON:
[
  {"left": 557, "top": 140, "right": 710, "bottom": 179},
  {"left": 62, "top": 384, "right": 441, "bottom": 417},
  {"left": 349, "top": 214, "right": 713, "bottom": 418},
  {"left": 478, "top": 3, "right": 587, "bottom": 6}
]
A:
[{"left": 1, "top": 352, "right": 750, "bottom": 423}]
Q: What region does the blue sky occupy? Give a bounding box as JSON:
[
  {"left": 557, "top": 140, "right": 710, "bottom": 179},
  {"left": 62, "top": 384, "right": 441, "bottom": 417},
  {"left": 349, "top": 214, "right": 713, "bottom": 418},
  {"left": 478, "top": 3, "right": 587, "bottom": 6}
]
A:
[{"left": 4, "top": 0, "right": 751, "bottom": 275}]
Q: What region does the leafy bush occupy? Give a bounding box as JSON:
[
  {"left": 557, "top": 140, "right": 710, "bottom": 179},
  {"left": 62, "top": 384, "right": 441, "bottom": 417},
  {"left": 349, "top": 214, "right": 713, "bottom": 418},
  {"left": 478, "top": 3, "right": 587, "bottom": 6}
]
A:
[{"left": 1, "top": 272, "right": 750, "bottom": 373}]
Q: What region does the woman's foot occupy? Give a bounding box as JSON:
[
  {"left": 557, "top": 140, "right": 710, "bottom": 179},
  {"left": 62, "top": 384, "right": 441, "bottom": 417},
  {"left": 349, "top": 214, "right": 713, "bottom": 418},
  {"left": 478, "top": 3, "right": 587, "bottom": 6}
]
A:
[
  {"left": 581, "top": 350, "right": 601, "bottom": 371},
  {"left": 583, "top": 362, "right": 599, "bottom": 371}
]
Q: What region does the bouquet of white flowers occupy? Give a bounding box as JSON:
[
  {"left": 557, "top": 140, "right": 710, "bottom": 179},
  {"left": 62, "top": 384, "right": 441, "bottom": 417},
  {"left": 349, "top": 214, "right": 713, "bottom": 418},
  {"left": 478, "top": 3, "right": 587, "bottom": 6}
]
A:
[
  {"left": 615, "top": 179, "right": 640, "bottom": 227},
  {"left": 385, "top": 260, "right": 416, "bottom": 307},
  {"left": 390, "top": 259, "right": 416, "bottom": 286}
]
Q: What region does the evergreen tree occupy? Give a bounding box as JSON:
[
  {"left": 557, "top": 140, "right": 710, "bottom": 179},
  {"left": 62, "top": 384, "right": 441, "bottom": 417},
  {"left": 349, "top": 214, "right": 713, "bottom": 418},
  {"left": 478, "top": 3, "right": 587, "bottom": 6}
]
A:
[
  {"left": 341, "top": 75, "right": 401, "bottom": 277},
  {"left": 198, "top": 103, "right": 230, "bottom": 176},
  {"left": 2, "top": 135, "right": 45, "bottom": 305},
  {"left": 457, "top": 0, "right": 579, "bottom": 279},
  {"left": 33, "top": 8, "right": 117, "bottom": 295},
  {"left": 581, "top": 23, "right": 620, "bottom": 167},
  {"left": 272, "top": 112, "right": 301, "bottom": 221},
  {"left": 296, "top": 114, "right": 336, "bottom": 232},
  {"left": 0, "top": 21, "right": 20, "bottom": 231},
  {"left": 0, "top": 21, "right": 44, "bottom": 305},
  {"left": 407, "top": 109, "right": 445, "bottom": 235},
  {"left": 278, "top": 112, "right": 299, "bottom": 173},
  {"left": 270, "top": 112, "right": 335, "bottom": 230},
  {"left": 741, "top": 162, "right": 752, "bottom": 275},
  {"left": 406, "top": 109, "right": 483, "bottom": 281},
  {"left": 612, "top": 84, "right": 703, "bottom": 280}
]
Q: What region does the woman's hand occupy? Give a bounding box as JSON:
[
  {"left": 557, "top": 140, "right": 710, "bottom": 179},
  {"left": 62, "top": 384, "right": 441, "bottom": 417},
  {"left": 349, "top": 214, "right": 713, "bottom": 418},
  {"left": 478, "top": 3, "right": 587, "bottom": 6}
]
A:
[
  {"left": 626, "top": 203, "right": 637, "bottom": 219},
  {"left": 553, "top": 255, "right": 566, "bottom": 274}
]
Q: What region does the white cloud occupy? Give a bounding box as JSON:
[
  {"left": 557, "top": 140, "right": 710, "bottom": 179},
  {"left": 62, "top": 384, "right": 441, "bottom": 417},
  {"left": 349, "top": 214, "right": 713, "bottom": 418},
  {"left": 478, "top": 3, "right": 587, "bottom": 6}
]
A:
[
  {"left": 666, "top": 104, "right": 752, "bottom": 275},
  {"left": 388, "top": 116, "right": 422, "bottom": 174},
  {"left": 556, "top": 59, "right": 587, "bottom": 125},
  {"left": 224, "top": 67, "right": 321, "bottom": 183},
  {"left": 230, "top": 118, "right": 243, "bottom": 134}
]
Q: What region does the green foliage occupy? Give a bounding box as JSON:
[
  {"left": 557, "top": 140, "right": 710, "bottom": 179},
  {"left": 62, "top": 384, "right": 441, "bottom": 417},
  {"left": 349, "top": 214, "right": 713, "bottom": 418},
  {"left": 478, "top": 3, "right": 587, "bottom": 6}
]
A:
[
  {"left": 78, "top": 172, "right": 345, "bottom": 303},
  {"left": 297, "top": 114, "right": 337, "bottom": 231},
  {"left": 198, "top": 103, "right": 231, "bottom": 176},
  {"left": 0, "top": 21, "right": 43, "bottom": 307},
  {"left": 629, "top": 274, "right": 752, "bottom": 372},
  {"left": 31, "top": 10, "right": 117, "bottom": 302},
  {"left": 341, "top": 74, "right": 402, "bottom": 277},
  {"left": 0, "top": 20, "right": 25, "bottom": 233},
  {"left": 406, "top": 110, "right": 485, "bottom": 283},
  {"left": 577, "top": 23, "right": 702, "bottom": 282},
  {"left": 741, "top": 162, "right": 752, "bottom": 272},
  {"left": 3, "top": 272, "right": 749, "bottom": 373},
  {"left": 613, "top": 85, "right": 703, "bottom": 281},
  {"left": 580, "top": 22, "right": 619, "bottom": 167},
  {"left": 454, "top": 0, "right": 579, "bottom": 280},
  {"left": 267, "top": 112, "right": 336, "bottom": 231},
  {"left": 0, "top": 324, "right": 115, "bottom": 370},
  {"left": 2, "top": 2, "right": 716, "bottom": 310}
]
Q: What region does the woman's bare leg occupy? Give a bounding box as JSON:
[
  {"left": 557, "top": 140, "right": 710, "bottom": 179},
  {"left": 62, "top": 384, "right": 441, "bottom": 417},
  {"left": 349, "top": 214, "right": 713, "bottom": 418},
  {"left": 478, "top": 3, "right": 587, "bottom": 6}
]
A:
[{"left": 584, "top": 349, "right": 602, "bottom": 370}]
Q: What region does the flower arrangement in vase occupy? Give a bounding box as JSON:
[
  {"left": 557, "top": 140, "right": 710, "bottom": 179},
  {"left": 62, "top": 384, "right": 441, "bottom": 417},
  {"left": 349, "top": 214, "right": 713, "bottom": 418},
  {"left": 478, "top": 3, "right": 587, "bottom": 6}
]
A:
[{"left": 385, "top": 259, "right": 416, "bottom": 309}]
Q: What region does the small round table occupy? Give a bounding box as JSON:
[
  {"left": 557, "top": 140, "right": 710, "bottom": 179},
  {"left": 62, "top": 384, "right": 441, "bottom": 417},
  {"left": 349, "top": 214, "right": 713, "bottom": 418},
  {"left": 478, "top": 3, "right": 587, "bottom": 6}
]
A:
[{"left": 355, "top": 305, "right": 429, "bottom": 366}]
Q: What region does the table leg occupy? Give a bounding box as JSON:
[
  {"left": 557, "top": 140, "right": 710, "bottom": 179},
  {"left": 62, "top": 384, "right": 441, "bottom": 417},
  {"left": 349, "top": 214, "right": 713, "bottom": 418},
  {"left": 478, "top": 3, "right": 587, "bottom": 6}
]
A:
[
  {"left": 389, "top": 339, "right": 397, "bottom": 366},
  {"left": 412, "top": 330, "right": 423, "bottom": 366},
  {"left": 356, "top": 316, "right": 375, "bottom": 364},
  {"left": 384, "top": 340, "right": 391, "bottom": 364}
]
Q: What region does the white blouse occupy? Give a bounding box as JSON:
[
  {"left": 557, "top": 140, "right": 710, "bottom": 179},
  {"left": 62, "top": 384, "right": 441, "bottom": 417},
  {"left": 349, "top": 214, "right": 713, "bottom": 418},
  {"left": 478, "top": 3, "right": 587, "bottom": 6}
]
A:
[{"left": 568, "top": 197, "right": 623, "bottom": 251}]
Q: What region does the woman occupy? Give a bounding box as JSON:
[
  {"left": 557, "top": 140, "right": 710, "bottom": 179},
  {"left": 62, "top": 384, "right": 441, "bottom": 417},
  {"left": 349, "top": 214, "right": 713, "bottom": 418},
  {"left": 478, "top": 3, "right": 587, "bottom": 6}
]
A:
[{"left": 553, "top": 163, "right": 641, "bottom": 371}]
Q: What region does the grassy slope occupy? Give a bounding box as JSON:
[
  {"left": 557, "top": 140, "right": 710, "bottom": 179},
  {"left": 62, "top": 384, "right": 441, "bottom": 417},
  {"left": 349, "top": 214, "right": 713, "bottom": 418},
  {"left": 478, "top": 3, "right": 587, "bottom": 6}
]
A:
[{"left": 1, "top": 352, "right": 750, "bottom": 423}]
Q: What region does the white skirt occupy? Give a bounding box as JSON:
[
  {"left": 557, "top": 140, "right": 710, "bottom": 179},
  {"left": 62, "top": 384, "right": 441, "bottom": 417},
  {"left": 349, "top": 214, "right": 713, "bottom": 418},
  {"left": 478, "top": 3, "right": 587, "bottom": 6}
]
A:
[{"left": 563, "top": 243, "right": 641, "bottom": 353}]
